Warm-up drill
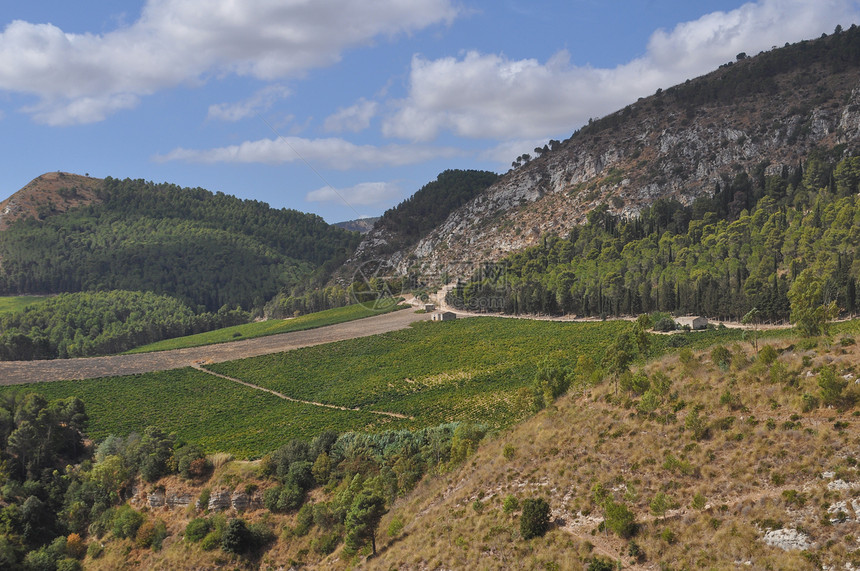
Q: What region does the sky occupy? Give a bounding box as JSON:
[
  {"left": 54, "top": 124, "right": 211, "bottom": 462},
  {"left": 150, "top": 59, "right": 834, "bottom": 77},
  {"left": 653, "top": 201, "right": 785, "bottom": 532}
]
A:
[{"left": 1, "top": 1, "right": 858, "bottom": 223}]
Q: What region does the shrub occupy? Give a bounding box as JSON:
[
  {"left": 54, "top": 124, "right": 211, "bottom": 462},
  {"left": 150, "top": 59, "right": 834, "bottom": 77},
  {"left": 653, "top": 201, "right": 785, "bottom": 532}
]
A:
[
  {"left": 222, "top": 518, "right": 251, "bottom": 554},
  {"left": 520, "top": 498, "right": 551, "bottom": 539},
  {"left": 503, "top": 495, "right": 519, "bottom": 513},
  {"left": 818, "top": 365, "right": 847, "bottom": 406},
  {"left": 758, "top": 345, "right": 779, "bottom": 365},
  {"left": 111, "top": 505, "right": 144, "bottom": 539},
  {"left": 295, "top": 503, "right": 314, "bottom": 536},
  {"left": 711, "top": 346, "right": 731, "bottom": 370},
  {"left": 313, "top": 532, "right": 340, "bottom": 555},
  {"left": 387, "top": 515, "right": 404, "bottom": 538},
  {"left": 801, "top": 393, "right": 820, "bottom": 412},
  {"left": 197, "top": 488, "right": 211, "bottom": 511},
  {"left": 200, "top": 530, "right": 221, "bottom": 551},
  {"left": 604, "top": 499, "right": 636, "bottom": 538},
  {"left": 136, "top": 519, "right": 167, "bottom": 550},
  {"left": 503, "top": 443, "right": 516, "bottom": 460},
  {"left": 86, "top": 542, "right": 103, "bottom": 559},
  {"left": 653, "top": 316, "right": 677, "bottom": 332},
  {"left": 57, "top": 559, "right": 82, "bottom": 571},
  {"left": 185, "top": 518, "right": 211, "bottom": 543},
  {"left": 691, "top": 492, "right": 707, "bottom": 510},
  {"left": 587, "top": 557, "right": 616, "bottom": 571},
  {"left": 65, "top": 533, "right": 85, "bottom": 559}
]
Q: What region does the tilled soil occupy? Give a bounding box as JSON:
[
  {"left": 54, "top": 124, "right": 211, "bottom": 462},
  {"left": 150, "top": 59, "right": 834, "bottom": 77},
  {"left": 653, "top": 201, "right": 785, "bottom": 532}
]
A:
[{"left": 0, "top": 309, "right": 431, "bottom": 385}]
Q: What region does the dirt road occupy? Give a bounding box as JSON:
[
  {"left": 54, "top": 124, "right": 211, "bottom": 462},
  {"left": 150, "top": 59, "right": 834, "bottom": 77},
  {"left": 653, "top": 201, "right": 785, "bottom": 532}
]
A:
[{"left": 0, "top": 308, "right": 431, "bottom": 385}]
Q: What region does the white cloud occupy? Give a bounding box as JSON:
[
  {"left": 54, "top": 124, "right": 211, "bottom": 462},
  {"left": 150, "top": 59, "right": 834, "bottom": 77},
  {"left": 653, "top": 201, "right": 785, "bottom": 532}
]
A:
[
  {"left": 207, "top": 85, "right": 291, "bottom": 122},
  {"left": 306, "top": 181, "right": 401, "bottom": 205},
  {"left": 153, "top": 136, "right": 461, "bottom": 169},
  {"left": 383, "top": 0, "right": 860, "bottom": 141},
  {"left": 0, "top": 0, "right": 459, "bottom": 125},
  {"left": 323, "top": 98, "right": 378, "bottom": 133}
]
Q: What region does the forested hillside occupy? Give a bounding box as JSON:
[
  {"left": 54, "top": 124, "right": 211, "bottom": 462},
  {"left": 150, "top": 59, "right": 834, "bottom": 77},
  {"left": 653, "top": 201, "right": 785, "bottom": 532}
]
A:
[
  {"left": 0, "top": 177, "right": 360, "bottom": 311},
  {"left": 0, "top": 291, "right": 249, "bottom": 360},
  {"left": 449, "top": 150, "right": 860, "bottom": 321}
]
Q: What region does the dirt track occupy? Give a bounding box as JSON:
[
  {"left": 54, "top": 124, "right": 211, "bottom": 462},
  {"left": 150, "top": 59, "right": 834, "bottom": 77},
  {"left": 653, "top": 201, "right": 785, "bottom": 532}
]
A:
[{"left": 0, "top": 309, "right": 432, "bottom": 385}]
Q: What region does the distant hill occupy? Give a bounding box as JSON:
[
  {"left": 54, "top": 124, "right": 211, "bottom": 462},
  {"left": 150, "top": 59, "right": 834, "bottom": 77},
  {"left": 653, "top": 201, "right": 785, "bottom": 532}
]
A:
[
  {"left": 336, "top": 169, "right": 499, "bottom": 281},
  {"left": 0, "top": 175, "right": 360, "bottom": 311},
  {"left": 333, "top": 216, "right": 379, "bottom": 234}
]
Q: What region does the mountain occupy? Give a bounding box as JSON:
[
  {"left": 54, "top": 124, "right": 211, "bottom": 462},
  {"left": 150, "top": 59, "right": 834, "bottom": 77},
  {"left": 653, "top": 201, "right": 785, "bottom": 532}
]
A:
[
  {"left": 333, "top": 217, "right": 380, "bottom": 234},
  {"left": 373, "top": 27, "right": 860, "bottom": 282},
  {"left": 0, "top": 175, "right": 360, "bottom": 311}
]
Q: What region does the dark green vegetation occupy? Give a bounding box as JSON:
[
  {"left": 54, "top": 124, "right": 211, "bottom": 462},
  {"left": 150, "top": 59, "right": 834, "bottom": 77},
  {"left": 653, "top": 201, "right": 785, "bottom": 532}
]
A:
[
  {"left": 0, "top": 177, "right": 360, "bottom": 311},
  {"left": 374, "top": 170, "right": 499, "bottom": 254},
  {"left": 450, "top": 152, "right": 860, "bottom": 322},
  {"left": 126, "top": 303, "right": 402, "bottom": 354},
  {"left": 0, "top": 291, "right": 249, "bottom": 360}
]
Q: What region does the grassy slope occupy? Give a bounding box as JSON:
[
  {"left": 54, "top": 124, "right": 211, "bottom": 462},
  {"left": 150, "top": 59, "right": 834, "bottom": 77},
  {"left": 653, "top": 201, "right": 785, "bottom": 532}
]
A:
[
  {"left": 125, "top": 303, "right": 402, "bottom": 353},
  {"left": 366, "top": 323, "right": 860, "bottom": 570},
  {"left": 0, "top": 295, "right": 48, "bottom": 314}
]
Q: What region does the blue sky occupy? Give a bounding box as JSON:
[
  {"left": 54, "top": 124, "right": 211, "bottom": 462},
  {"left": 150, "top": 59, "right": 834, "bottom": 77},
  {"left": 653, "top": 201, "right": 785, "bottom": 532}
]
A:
[{"left": 1, "top": 1, "right": 857, "bottom": 223}]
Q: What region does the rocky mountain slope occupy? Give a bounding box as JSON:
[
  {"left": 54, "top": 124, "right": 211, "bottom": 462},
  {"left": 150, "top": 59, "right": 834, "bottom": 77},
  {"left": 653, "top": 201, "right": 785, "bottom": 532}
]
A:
[{"left": 352, "top": 27, "right": 860, "bottom": 282}]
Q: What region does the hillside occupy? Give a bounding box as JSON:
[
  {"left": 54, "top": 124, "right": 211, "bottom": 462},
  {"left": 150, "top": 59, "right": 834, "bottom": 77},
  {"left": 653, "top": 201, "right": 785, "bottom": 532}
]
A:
[
  {"left": 366, "top": 327, "right": 860, "bottom": 570},
  {"left": 335, "top": 169, "right": 499, "bottom": 282},
  {"left": 0, "top": 176, "right": 360, "bottom": 311},
  {"left": 376, "top": 26, "right": 860, "bottom": 281}
]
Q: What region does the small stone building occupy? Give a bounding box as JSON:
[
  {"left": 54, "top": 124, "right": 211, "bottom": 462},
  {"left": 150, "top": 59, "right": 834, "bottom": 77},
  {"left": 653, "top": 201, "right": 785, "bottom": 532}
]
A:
[
  {"left": 424, "top": 303, "right": 436, "bottom": 312},
  {"left": 431, "top": 311, "right": 456, "bottom": 321},
  {"left": 676, "top": 316, "right": 708, "bottom": 330}
]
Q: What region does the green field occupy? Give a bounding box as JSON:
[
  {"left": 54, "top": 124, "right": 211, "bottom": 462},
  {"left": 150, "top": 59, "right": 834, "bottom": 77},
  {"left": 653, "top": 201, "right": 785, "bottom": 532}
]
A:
[
  {"left": 0, "top": 317, "right": 767, "bottom": 458},
  {"left": 125, "top": 303, "right": 404, "bottom": 353},
  {"left": 0, "top": 295, "right": 49, "bottom": 315}
]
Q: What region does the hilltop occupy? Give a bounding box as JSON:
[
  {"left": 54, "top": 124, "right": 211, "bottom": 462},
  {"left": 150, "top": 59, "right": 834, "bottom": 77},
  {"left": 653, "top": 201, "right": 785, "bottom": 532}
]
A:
[{"left": 0, "top": 172, "right": 103, "bottom": 230}]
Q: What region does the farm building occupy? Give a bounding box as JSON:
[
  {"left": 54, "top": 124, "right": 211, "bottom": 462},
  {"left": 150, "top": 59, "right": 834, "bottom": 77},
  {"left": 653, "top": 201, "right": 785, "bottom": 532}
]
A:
[
  {"left": 424, "top": 303, "right": 436, "bottom": 312},
  {"left": 431, "top": 311, "right": 456, "bottom": 321},
  {"left": 676, "top": 316, "right": 708, "bottom": 330}
]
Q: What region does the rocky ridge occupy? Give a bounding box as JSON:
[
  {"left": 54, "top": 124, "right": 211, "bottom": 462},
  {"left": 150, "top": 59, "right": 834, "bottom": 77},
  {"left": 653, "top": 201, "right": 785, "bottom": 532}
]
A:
[{"left": 345, "top": 33, "right": 860, "bottom": 283}]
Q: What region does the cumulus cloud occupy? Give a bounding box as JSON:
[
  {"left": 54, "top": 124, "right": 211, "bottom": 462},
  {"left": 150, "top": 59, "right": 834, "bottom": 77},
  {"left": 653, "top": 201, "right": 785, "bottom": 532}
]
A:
[
  {"left": 323, "top": 98, "right": 379, "bottom": 133},
  {"left": 306, "top": 181, "right": 401, "bottom": 205},
  {"left": 207, "top": 85, "right": 291, "bottom": 122},
  {"left": 383, "top": 0, "right": 860, "bottom": 141},
  {"left": 153, "top": 136, "right": 460, "bottom": 169},
  {"left": 0, "top": 0, "right": 459, "bottom": 125}
]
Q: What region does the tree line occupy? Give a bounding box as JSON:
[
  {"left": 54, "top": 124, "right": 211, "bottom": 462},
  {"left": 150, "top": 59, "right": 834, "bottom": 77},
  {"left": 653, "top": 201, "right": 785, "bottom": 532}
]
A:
[
  {"left": 448, "top": 150, "right": 860, "bottom": 322},
  {"left": 0, "top": 290, "right": 249, "bottom": 360}
]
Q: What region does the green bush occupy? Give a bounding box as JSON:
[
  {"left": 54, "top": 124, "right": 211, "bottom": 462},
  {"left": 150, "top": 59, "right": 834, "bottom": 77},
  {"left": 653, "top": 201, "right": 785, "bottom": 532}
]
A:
[
  {"left": 502, "top": 495, "right": 519, "bottom": 514},
  {"left": 604, "top": 499, "right": 636, "bottom": 538},
  {"left": 520, "top": 498, "right": 551, "bottom": 540},
  {"left": 710, "top": 346, "right": 731, "bottom": 370},
  {"left": 758, "top": 345, "right": 779, "bottom": 365},
  {"left": 185, "top": 518, "right": 211, "bottom": 543},
  {"left": 313, "top": 532, "right": 341, "bottom": 555},
  {"left": 294, "top": 503, "right": 314, "bottom": 536},
  {"left": 222, "top": 518, "right": 251, "bottom": 554},
  {"left": 111, "top": 505, "right": 144, "bottom": 539},
  {"left": 200, "top": 530, "right": 221, "bottom": 551}
]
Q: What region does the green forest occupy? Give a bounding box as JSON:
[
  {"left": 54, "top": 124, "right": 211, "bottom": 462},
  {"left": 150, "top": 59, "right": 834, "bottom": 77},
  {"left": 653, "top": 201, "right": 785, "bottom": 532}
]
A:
[
  {"left": 449, "top": 149, "right": 860, "bottom": 321},
  {"left": 0, "top": 291, "right": 250, "bottom": 360},
  {"left": 0, "top": 177, "right": 360, "bottom": 311}
]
